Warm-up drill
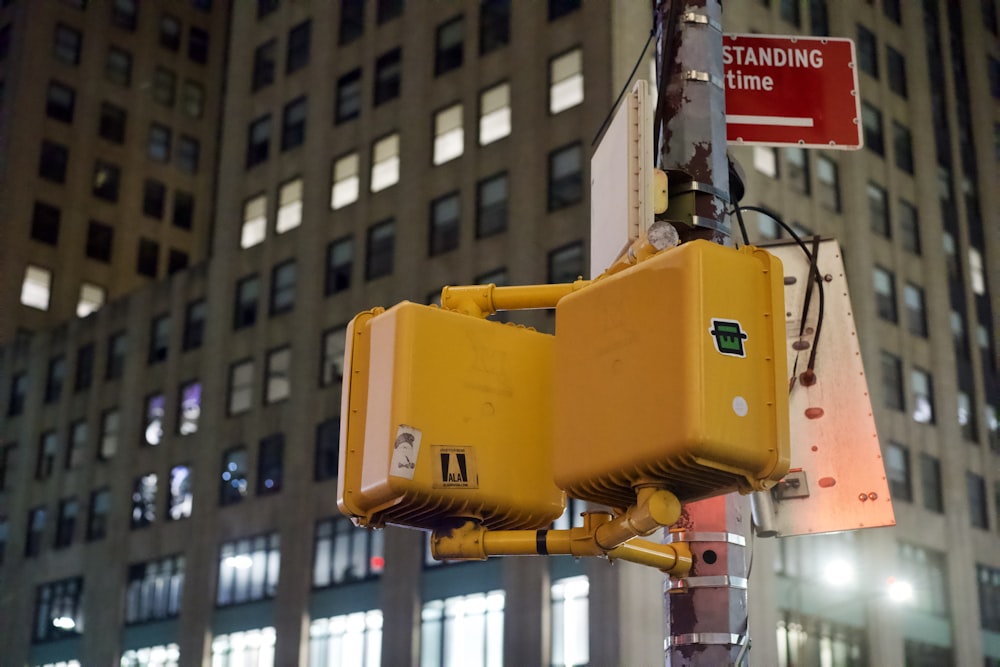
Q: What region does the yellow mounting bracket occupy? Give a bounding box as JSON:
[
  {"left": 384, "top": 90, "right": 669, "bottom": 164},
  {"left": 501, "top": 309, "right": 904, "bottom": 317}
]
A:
[
  {"left": 440, "top": 280, "right": 591, "bottom": 318},
  {"left": 429, "top": 488, "right": 693, "bottom": 577}
]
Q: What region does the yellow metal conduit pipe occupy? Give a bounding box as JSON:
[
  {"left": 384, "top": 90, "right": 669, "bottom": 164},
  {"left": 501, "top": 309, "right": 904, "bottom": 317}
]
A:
[{"left": 440, "top": 280, "right": 591, "bottom": 318}]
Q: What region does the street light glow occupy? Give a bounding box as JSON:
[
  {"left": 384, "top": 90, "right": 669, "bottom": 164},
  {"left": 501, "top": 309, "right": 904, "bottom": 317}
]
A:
[
  {"left": 822, "top": 559, "right": 855, "bottom": 587},
  {"left": 52, "top": 616, "right": 76, "bottom": 630},
  {"left": 223, "top": 555, "right": 254, "bottom": 570},
  {"left": 887, "top": 577, "right": 914, "bottom": 603}
]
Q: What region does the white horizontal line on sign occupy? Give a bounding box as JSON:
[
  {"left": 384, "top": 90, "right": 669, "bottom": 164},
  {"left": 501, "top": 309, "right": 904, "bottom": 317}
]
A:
[{"left": 727, "top": 115, "right": 815, "bottom": 127}]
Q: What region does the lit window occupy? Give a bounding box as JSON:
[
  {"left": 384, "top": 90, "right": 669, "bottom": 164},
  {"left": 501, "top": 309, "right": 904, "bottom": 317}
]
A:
[
  {"left": 309, "top": 611, "right": 383, "bottom": 667},
  {"left": 77, "top": 283, "right": 105, "bottom": 318},
  {"left": 331, "top": 153, "right": 360, "bottom": 209},
  {"left": 867, "top": 183, "right": 889, "bottom": 237},
  {"left": 220, "top": 446, "right": 249, "bottom": 505},
  {"left": 551, "top": 576, "right": 589, "bottom": 667},
  {"left": 99, "top": 408, "right": 120, "bottom": 459},
  {"left": 911, "top": 368, "right": 935, "bottom": 424},
  {"left": 125, "top": 556, "right": 184, "bottom": 623},
  {"left": 313, "top": 516, "right": 385, "bottom": 587},
  {"left": 265, "top": 346, "right": 291, "bottom": 403},
  {"left": 321, "top": 327, "right": 347, "bottom": 387},
  {"left": 121, "top": 644, "right": 180, "bottom": 667},
  {"left": 212, "top": 628, "right": 276, "bottom": 667},
  {"left": 371, "top": 133, "right": 400, "bottom": 192},
  {"left": 67, "top": 420, "right": 87, "bottom": 469},
  {"left": 420, "top": 590, "right": 504, "bottom": 667},
  {"left": 276, "top": 178, "right": 303, "bottom": 234},
  {"left": 873, "top": 266, "right": 897, "bottom": 322},
  {"left": 178, "top": 381, "right": 202, "bottom": 436},
  {"left": 479, "top": 82, "right": 510, "bottom": 145},
  {"left": 434, "top": 104, "right": 464, "bottom": 165},
  {"left": 958, "top": 391, "right": 978, "bottom": 441},
  {"left": 228, "top": 359, "right": 254, "bottom": 415},
  {"left": 241, "top": 194, "right": 267, "bottom": 249},
  {"left": 969, "top": 248, "right": 985, "bottom": 295},
  {"left": 903, "top": 284, "right": 927, "bottom": 337},
  {"left": 182, "top": 80, "right": 204, "bottom": 118},
  {"left": 885, "top": 442, "right": 912, "bottom": 502},
  {"left": 130, "top": 472, "right": 158, "bottom": 528},
  {"left": 144, "top": 394, "right": 165, "bottom": 446},
  {"left": 549, "top": 48, "right": 583, "bottom": 114},
  {"left": 21, "top": 265, "right": 52, "bottom": 311},
  {"left": 168, "top": 465, "right": 192, "bottom": 517},
  {"left": 216, "top": 534, "right": 280, "bottom": 606},
  {"left": 32, "top": 577, "right": 83, "bottom": 642},
  {"left": 753, "top": 146, "right": 778, "bottom": 177}
]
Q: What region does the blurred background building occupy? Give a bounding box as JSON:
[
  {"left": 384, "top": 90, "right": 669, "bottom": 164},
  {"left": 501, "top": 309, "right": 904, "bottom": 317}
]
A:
[{"left": 0, "top": 1, "right": 997, "bottom": 665}]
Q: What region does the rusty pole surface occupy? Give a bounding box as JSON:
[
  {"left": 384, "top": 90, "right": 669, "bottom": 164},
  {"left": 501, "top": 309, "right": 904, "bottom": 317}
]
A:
[{"left": 655, "top": 1, "right": 751, "bottom": 665}]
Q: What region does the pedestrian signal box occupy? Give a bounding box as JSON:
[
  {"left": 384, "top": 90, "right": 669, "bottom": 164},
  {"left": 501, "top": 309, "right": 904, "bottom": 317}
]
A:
[
  {"left": 553, "top": 241, "right": 790, "bottom": 510},
  {"left": 337, "top": 302, "right": 565, "bottom": 531}
]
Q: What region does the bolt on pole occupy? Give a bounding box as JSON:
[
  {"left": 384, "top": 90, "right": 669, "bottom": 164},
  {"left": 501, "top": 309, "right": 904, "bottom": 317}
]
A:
[{"left": 654, "top": 1, "right": 752, "bottom": 665}]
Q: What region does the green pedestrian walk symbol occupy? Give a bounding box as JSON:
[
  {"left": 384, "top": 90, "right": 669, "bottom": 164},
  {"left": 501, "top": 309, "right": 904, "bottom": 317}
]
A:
[{"left": 709, "top": 319, "right": 748, "bottom": 358}]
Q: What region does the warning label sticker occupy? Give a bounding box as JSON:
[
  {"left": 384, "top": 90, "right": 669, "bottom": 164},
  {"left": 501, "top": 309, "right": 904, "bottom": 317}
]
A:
[{"left": 432, "top": 446, "right": 478, "bottom": 489}]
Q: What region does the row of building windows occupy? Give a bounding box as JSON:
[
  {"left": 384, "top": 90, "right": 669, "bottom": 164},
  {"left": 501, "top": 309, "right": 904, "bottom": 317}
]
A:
[
  {"left": 860, "top": 102, "right": 914, "bottom": 173},
  {"left": 245, "top": 45, "right": 582, "bottom": 169},
  {"left": 52, "top": 18, "right": 208, "bottom": 70},
  {"left": 856, "top": 23, "right": 908, "bottom": 98},
  {"left": 752, "top": 146, "right": 841, "bottom": 212}
]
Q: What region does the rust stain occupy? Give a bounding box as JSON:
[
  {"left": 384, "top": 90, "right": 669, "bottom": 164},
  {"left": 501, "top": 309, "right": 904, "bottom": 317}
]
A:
[
  {"left": 818, "top": 477, "right": 836, "bottom": 488},
  {"left": 805, "top": 407, "right": 824, "bottom": 419}
]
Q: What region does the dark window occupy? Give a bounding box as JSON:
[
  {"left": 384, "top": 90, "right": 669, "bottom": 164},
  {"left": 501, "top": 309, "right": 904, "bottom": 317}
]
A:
[
  {"left": 31, "top": 202, "right": 61, "bottom": 245},
  {"left": 0, "top": 445, "right": 13, "bottom": 493},
  {"left": 920, "top": 454, "right": 944, "bottom": 512},
  {"left": 377, "top": 0, "right": 403, "bottom": 23},
  {"left": 220, "top": 446, "right": 249, "bottom": 505},
  {"left": 53, "top": 23, "right": 82, "bottom": 65},
  {"left": 968, "top": 472, "right": 989, "bottom": 529},
  {"left": 137, "top": 238, "right": 160, "bottom": 277},
  {"left": 252, "top": 39, "right": 277, "bottom": 91},
  {"left": 548, "top": 143, "right": 582, "bottom": 210},
  {"left": 883, "top": 0, "right": 901, "bottom": 23},
  {"left": 780, "top": 0, "right": 801, "bottom": 24},
  {"left": 320, "top": 327, "right": 346, "bottom": 387},
  {"left": 904, "top": 284, "right": 928, "bottom": 337},
  {"left": 257, "top": 0, "right": 279, "bottom": 18},
  {"left": 0, "top": 23, "right": 8, "bottom": 61},
  {"left": 7, "top": 373, "right": 26, "bottom": 416},
  {"left": 783, "top": 147, "right": 810, "bottom": 194},
  {"left": 548, "top": 241, "right": 584, "bottom": 283},
  {"left": 148, "top": 123, "right": 172, "bottom": 162},
  {"left": 880, "top": 350, "right": 903, "bottom": 410},
  {"left": 46, "top": 81, "right": 76, "bottom": 122},
  {"left": 257, "top": 433, "right": 284, "bottom": 494},
  {"left": 887, "top": 47, "right": 907, "bottom": 97},
  {"left": 246, "top": 115, "right": 271, "bottom": 168},
  {"left": 893, "top": 122, "right": 914, "bottom": 174},
  {"left": 143, "top": 180, "right": 166, "bottom": 219},
  {"left": 809, "top": 0, "right": 829, "bottom": 35},
  {"left": 74, "top": 344, "right": 94, "bottom": 391},
  {"left": 181, "top": 80, "right": 204, "bottom": 118},
  {"left": 188, "top": 27, "right": 208, "bottom": 64},
  {"left": 325, "top": 237, "right": 353, "bottom": 295},
  {"left": 54, "top": 498, "right": 77, "bottom": 548},
  {"left": 985, "top": 0, "right": 999, "bottom": 35},
  {"left": 287, "top": 20, "right": 311, "bottom": 73},
  {"left": 112, "top": 0, "right": 138, "bottom": 30},
  {"left": 861, "top": 103, "right": 884, "bottom": 155},
  {"left": 270, "top": 260, "right": 296, "bottom": 315},
  {"left": 867, "top": 183, "right": 889, "bottom": 237},
  {"left": 168, "top": 249, "right": 188, "bottom": 275},
  {"left": 857, "top": 25, "right": 877, "bottom": 78},
  {"left": 366, "top": 219, "right": 395, "bottom": 280},
  {"left": 480, "top": 0, "right": 510, "bottom": 54},
  {"left": 315, "top": 417, "right": 340, "bottom": 481},
  {"left": 183, "top": 300, "right": 206, "bottom": 350},
  {"left": 86, "top": 487, "right": 110, "bottom": 539},
  {"left": 154, "top": 68, "right": 177, "bottom": 106},
  {"left": 148, "top": 314, "right": 169, "bottom": 364},
  {"left": 429, "top": 192, "right": 460, "bottom": 256},
  {"left": 979, "top": 565, "right": 1000, "bottom": 634},
  {"left": 816, "top": 155, "right": 840, "bottom": 211},
  {"left": 335, "top": 69, "right": 362, "bottom": 123},
  {"left": 36, "top": 431, "right": 57, "bottom": 480},
  {"left": 234, "top": 274, "right": 260, "bottom": 329},
  {"left": 44, "top": 356, "right": 66, "bottom": 403},
  {"left": 105, "top": 47, "right": 132, "bottom": 86},
  {"left": 374, "top": 48, "right": 401, "bottom": 105},
  {"left": 25, "top": 507, "right": 46, "bottom": 557},
  {"left": 173, "top": 191, "right": 194, "bottom": 229},
  {"left": 339, "top": 0, "right": 364, "bottom": 43},
  {"left": 548, "top": 0, "right": 580, "bottom": 20},
  {"left": 159, "top": 15, "right": 181, "bottom": 51},
  {"left": 177, "top": 135, "right": 200, "bottom": 173},
  {"left": 885, "top": 442, "right": 911, "bottom": 502},
  {"left": 130, "top": 473, "right": 157, "bottom": 529},
  {"left": 476, "top": 172, "right": 508, "bottom": 238},
  {"left": 92, "top": 161, "right": 121, "bottom": 201},
  {"left": 99, "top": 102, "right": 127, "bottom": 144},
  {"left": 106, "top": 332, "right": 127, "bottom": 380},
  {"left": 125, "top": 555, "right": 184, "bottom": 624},
  {"left": 32, "top": 577, "right": 83, "bottom": 642},
  {"left": 38, "top": 142, "right": 69, "bottom": 183},
  {"left": 873, "top": 266, "right": 897, "bottom": 322},
  {"left": 86, "top": 221, "right": 113, "bottom": 262},
  {"left": 281, "top": 96, "right": 307, "bottom": 151},
  {"left": 435, "top": 16, "right": 463, "bottom": 76}
]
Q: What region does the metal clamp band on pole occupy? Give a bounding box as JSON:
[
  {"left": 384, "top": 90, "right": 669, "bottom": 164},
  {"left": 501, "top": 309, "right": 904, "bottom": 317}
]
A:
[
  {"left": 668, "top": 180, "right": 731, "bottom": 203},
  {"left": 666, "top": 575, "right": 748, "bottom": 591},
  {"left": 683, "top": 69, "right": 725, "bottom": 90},
  {"left": 690, "top": 215, "right": 731, "bottom": 235},
  {"left": 680, "top": 11, "right": 722, "bottom": 32},
  {"left": 664, "top": 531, "right": 746, "bottom": 546},
  {"left": 665, "top": 633, "right": 743, "bottom": 648}
]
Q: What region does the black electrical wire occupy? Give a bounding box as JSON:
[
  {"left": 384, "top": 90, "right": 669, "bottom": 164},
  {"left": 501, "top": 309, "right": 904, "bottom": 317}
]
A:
[
  {"left": 591, "top": 28, "right": 657, "bottom": 147},
  {"left": 733, "top": 202, "right": 751, "bottom": 247},
  {"left": 735, "top": 205, "right": 826, "bottom": 382}
]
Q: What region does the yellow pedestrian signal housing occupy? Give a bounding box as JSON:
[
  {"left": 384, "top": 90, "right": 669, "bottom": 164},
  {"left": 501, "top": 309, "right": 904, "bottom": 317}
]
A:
[
  {"left": 553, "top": 240, "right": 790, "bottom": 510},
  {"left": 337, "top": 302, "right": 565, "bottom": 531}
]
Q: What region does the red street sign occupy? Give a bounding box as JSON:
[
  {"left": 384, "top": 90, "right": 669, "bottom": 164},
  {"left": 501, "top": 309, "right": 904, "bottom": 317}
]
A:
[{"left": 724, "top": 34, "right": 862, "bottom": 150}]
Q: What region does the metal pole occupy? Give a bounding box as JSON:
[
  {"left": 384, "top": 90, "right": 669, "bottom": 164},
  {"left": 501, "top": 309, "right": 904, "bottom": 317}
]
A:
[{"left": 654, "top": 1, "right": 751, "bottom": 665}]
